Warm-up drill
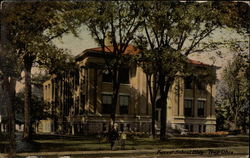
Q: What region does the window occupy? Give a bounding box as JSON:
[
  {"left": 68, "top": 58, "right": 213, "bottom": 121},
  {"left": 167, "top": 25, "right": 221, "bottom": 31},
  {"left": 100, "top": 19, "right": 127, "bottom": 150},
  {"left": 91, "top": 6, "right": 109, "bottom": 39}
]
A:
[
  {"left": 102, "top": 71, "right": 112, "bottom": 82},
  {"left": 197, "top": 81, "right": 206, "bottom": 90},
  {"left": 199, "top": 125, "right": 202, "bottom": 133},
  {"left": 102, "top": 94, "right": 112, "bottom": 114},
  {"left": 119, "top": 95, "right": 129, "bottom": 114},
  {"left": 119, "top": 68, "right": 129, "bottom": 84},
  {"left": 102, "top": 68, "right": 130, "bottom": 84},
  {"left": 190, "top": 125, "right": 193, "bottom": 132},
  {"left": 197, "top": 100, "right": 205, "bottom": 117},
  {"left": 184, "top": 99, "right": 193, "bottom": 117},
  {"left": 120, "top": 124, "right": 124, "bottom": 132},
  {"left": 184, "top": 76, "right": 193, "bottom": 89},
  {"left": 126, "top": 124, "right": 130, "bottom": 131},
  {"left": 155, "top": 110, "right": 159, "bottom": 121},
  {"left": 203, "top": 125, "right": 206, "bottom": 133},
  {"left": 102, "top": 123, "right": 107, "bottom": 132}
]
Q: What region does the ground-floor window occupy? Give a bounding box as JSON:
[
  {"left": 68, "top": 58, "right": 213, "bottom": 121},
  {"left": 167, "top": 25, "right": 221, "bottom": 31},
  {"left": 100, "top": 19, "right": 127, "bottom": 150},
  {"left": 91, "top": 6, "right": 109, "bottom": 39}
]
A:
[
  {"left": 198, "top": 125, "right": 206, "bottom": 133},
  {"left": 185, "top": 124, "right": 194, "bottom": 132},
  {"left": 155, "top": 109, "right": 161, "bottom": 121},
  {"left": 119, "top": 95, "right": 129, "bottom": 114},
  {"left": 198, "top": 100, "right": 205, "bottom": 117},
  {"left": 120, "top": 124, "right": 124, "bottom": 132},
  {"left": 184, "top": 99, "right": 193, "bottom": 117},
  {"left": 102, "top": 94, "right": 112, "bottom": 114},
  {"left": 126, "top": 124, "right": 130, "bottom": 131},
  {"left": 199, "top": 125, "right": 202, "bottom": 133},
  {"left": 190, "top": 124, "right": 193, "bottom": 132},
  {"left": 203, "top": 125, "right": 206, "bottom": 133},
  {"left": 102, "top": 123, "right": 107, "bottom": 132}
]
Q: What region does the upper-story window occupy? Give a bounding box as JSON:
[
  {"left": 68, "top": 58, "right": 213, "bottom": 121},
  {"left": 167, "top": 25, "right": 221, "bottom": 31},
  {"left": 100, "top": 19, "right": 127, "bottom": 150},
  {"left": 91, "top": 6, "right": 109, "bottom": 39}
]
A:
[
  {"left": 119, "top": 95, "right": 129, "bottom": 114},
  {"left": 184, "top": 76, "right": 193, "bottom": 89},
  {"left": 197, "top": 80, "right": 206, "bottom": 90},
  {"left": 102, "top": 94, "right": 112, "bottom": 114},
  {"left": 197, "top": 100, "right": 205, "bottom": 117},
  {"left": 119, "top": 68, "right": 130, "bottom": 84},
  {"left": 102, "top": 68, "right": 130, "bottom": 84},
  {"left": 184, "top": 99, "right": 193, "bottom": 117},
  {"left": 102, "top": 71, "right": 112, "bottom": 83}
]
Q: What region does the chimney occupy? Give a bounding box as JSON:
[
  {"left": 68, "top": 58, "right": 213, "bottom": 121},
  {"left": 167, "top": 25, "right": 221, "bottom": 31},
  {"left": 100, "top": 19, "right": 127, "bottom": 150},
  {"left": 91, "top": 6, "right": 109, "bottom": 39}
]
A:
[{"left": 104, "top": 31, "right": 112, "bottom": 46}]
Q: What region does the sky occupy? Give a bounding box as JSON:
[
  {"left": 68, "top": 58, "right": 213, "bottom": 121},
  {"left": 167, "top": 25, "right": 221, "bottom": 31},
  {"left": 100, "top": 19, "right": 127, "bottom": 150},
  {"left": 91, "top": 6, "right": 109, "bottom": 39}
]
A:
[{"left": 53, "top": 26, "right": 98, "bottom": 56}]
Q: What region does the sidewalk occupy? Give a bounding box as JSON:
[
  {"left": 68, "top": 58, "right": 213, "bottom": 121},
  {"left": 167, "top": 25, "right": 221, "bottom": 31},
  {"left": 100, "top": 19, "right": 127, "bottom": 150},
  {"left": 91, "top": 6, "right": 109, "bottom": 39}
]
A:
[{"left": 0, "top": 146, "right": 248, "bottom": 157}]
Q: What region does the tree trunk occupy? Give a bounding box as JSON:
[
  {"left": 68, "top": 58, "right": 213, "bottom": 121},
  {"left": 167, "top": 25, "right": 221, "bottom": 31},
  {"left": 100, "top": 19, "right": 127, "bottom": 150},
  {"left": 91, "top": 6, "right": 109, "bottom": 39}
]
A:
[
  {"left": 234, "top": 111, "right": 238, "bottom": 130},
  {"left": 158, "top": 72, "right": 166, "bottom": 140},
  {"left": 160, "top": 90, "right": 167, "bottom": 140},
  {"left": 146, "top": 74, "right": 156, "bottom": 138},
  {"left": 3, "top": 76, "right": 16, "bottom": 157},
  {"left": 23, "top": 55, "right": 33, "bottom": 141},
  {"left": 111, "top": 67, "right": 120, "bottom": 124},
  {"left": 159, "top": 74, "right": 171, "bottom": 140},
  {"left": 151, "top": 101, "right": 156, "bottom": 137}
]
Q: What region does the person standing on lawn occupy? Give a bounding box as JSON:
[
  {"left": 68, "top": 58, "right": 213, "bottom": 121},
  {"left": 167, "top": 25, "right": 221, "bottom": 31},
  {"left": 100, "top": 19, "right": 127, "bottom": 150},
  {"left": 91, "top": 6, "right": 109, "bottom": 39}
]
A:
[
  {"left": 109, "top": 123, "right": 119, "bottom": 150},
  {"left": 120, "top": 130, "right": 127, "bottom": 150}
]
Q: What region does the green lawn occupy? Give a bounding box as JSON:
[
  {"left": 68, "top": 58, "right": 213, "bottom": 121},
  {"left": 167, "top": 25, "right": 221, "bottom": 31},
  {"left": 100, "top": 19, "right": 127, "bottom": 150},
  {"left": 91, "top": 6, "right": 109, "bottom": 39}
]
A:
[
  {"left": 29, "top": 134, "right": 249, "bottom": 152},
  {"left": 1, "top": 133, "right": 249, "bottom": 153}
]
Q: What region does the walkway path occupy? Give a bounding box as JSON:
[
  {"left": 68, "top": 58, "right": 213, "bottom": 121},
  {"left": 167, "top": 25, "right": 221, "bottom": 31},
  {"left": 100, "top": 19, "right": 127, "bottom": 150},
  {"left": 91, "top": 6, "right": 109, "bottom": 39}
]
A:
[
  {"left": 0, "top": 146, "right": 248, "bottom": 157},
  {"left": 171, "top": 136, "right": 249, "bottom": 145}
]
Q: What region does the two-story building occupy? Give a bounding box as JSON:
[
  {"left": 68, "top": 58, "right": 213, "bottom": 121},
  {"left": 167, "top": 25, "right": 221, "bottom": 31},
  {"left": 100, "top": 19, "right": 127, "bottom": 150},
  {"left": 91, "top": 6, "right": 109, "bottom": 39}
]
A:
[{"left": 39, "top": 45, "right": 217, "bottom": 135}]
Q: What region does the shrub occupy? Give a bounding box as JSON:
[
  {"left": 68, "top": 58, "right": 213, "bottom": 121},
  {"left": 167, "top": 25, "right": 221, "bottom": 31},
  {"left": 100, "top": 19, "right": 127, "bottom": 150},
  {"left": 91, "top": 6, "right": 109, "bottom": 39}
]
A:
[
  {"left": 188, "top": 131, "right": 229, "bottom": 137},
  {"left": 228, "top": 130, "right": 241, "bottom": 135}
]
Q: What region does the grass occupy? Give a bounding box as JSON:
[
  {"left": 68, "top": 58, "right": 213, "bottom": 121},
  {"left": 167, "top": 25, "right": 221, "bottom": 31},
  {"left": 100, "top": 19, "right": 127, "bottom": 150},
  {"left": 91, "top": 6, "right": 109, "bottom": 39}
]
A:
[
  {"left": 1, "top": 133, "right": 249, "bottom": 153},
  {"left": 29, "top": 134, "right": 249, "bottom": 152}
]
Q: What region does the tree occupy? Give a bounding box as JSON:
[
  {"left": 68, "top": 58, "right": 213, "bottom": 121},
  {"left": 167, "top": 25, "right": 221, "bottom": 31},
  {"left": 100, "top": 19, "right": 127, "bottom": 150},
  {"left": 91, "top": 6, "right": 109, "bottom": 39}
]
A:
[
  {"left": 0, "top": 2, "right": 22, "bottom": 156},
  {"left": 15, "top": 91, "right": 51, "bottom": 134},
  {"left": 133, "top": 49, "right": 159, "bottom": 137},
  {"left": 216, "top": 53, "right": 249, "bottom": 132},
  {"left": 135, "top": 1, "right": 249, "bottom": 140},
  {"left": 73, "top": 1, "right": 144, "bottom": 123},
  {"left": 2, "top": 1, "right": 78, "bottom": 140}
]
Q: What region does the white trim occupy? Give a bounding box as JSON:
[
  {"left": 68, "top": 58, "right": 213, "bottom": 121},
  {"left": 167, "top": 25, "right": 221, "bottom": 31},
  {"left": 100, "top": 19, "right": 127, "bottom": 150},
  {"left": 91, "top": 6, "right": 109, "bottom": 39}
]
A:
[
  {"left": 119, "top": 93, "right": 130, "bottom": 96},
  {"left": 184, "top": 97, "right": 206, "bottom": 101},
  {"left": 101, "top": 92, "right": 130, "bottom": 96},
  {"left": 101, "top": 92, "right": 113, "bottom": 95},
  {"left": 197, "top": 98, "right": 207, "bottom": 101},
  {"left": 184, "top": 97, "right": 193, "bottom": 100},
  {"left": 102, "top": 82, "right": 112, "bottom": 84}
]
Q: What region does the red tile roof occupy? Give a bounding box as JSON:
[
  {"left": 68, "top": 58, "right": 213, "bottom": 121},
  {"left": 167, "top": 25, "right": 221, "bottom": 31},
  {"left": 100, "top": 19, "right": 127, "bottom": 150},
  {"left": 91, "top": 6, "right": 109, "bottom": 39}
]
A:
[
  {"left": 81, "top": 45, "right": 215, "bottom": 67},
  {"left": 187, "top": 59, "right": 211, "bottom": 67},
  {"left": 86, "top": 44, "right": 141, "bottom": 55}
]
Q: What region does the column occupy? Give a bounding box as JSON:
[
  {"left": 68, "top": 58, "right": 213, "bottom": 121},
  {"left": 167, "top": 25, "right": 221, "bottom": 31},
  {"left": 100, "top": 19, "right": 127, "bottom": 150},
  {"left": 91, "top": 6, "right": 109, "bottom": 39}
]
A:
[{"left": 179, "top": 78, "right": 184, "bottom": 116}]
